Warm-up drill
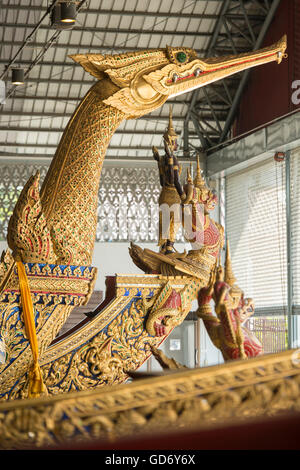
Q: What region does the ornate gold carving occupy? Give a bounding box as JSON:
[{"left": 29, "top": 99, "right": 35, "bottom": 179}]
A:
[
  {"left": 196, "top": 241, "right": 262, "bottom": 361},
  {"left": 0, "top": 39, "right": 288, "bottom": 407},
  {"left": 39, "top": 294, "right": 164, "bottom": 395},
  {"left": 144, "top": 36, "right": 287, "bottom": 97},
  {"left": 3, "top": 39, "right": 286, "bottom": 268},
  {"left": 0, "top": 262, "right": 97, "bottom": 400},
  {"left": 40, "top": 81, "right": 125, "bottom": 266},
  {"left": 129, "top": 243, "right": 218, "bottom": 283},
  {"left": 41, "top": 295, "right": 132, "bottom": 363},
  {"left": 143, "top": 280, "right": 200, "bottom": 336},
  {"left": 115, "top": 273, "right": 195, "bottom": 295},
  {"left": 7, "top": 172, "right": 55, "bottom": 264},
  {"left": 104, "top": 82, "right": 167, "bottom": 119},
  {"left": 0, "top": 250, "right": 15, "bottom": 294},
  {"left": 0, "top": 348, "right": 298, "bottom": 449},
  {"left": 38, "top": 39, "right": 286, "bottom": 266},
  {"left": 70, "top": 49, "right": 170, "bottom": 83},
  {"left": 7, "top": 274, "right": 197, "bottom": 397},
  {"left": 1, "top": 262, "right": 97, "bottom": 301}
]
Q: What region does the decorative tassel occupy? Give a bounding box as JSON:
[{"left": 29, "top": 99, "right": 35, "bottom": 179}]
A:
[
  {"left": 28, "top": 362, "right": 47, "bottom": 398},
  {"left": 16, "top": 259, "right": 47, "bottom": 398}
]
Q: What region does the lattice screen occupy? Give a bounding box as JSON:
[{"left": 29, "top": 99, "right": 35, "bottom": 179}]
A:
[
  {"left": 98, "top": 166, "right": 161, "bottom": 242},
  {"left": 0, "top": 162, "right": 176, "bottom": 243}
]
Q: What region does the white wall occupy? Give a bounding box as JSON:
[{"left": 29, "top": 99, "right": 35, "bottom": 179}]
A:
[{"left": 91, "top": 241, "right": 189, "bottom": 293}]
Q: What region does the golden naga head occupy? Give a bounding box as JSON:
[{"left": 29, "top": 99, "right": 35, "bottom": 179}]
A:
[{"left": 70, "top": 35, "right": 287, "bottom": 119}]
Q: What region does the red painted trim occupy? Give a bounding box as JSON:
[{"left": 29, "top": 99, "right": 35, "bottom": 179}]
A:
[{"left": 167, "top": 52, "right": 276, "bottom": 83}]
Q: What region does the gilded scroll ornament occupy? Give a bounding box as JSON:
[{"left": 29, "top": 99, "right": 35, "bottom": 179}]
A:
[{"left": 144, "top": 279, "right": 202, "bottom": 337}]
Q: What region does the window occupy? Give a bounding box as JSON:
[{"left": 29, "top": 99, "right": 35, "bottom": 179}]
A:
[
  {"left": 226, "top": 156, "right": 289, "bottom": 352},
  {"left": 291, "top": 148, "right": 300, "bottom": 314},
  {"left": 226, "top": 157, "right": 287, "bottom": 313}
]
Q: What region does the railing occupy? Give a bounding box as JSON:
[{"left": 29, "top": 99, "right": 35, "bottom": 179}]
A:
[{"left": 246, "top": 316, "right": 288, "bottom": 353}]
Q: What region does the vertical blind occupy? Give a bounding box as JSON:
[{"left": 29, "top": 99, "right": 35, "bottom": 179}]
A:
[
  {"left": 291, "top": 148, "right": 300, "bottom": 313},
  {"left": 226, "top": 157, "right": 287, "bottom": 314}
]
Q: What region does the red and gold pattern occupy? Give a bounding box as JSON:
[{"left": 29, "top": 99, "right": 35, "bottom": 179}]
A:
[
  {"left": 197, "top": 245, "right": 263, "bottom": 361},
  {"left": 145, "top": 278, "right": 202, "bottom": 337},
  {"left": 7, "top": 172, "right": 55, "bottom": 264}
]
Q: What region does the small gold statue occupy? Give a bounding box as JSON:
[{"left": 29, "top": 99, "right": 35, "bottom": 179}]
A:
[
  {"left": 131, "top": 136, "right": 224, "bottom": 282},
  {"left": 152, "top": 106, "right": 182, "bottom": 254}
]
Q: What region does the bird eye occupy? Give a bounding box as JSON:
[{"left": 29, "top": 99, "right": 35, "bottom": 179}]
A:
[{"left": 176, "top": 51, "right": 187, "bottom": 63}]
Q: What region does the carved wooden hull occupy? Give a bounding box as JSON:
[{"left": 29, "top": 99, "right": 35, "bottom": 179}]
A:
[
  {"left": 0, "top": 267, "right": 200, "bottom": 400},
  {"left": 0, "top": 347, "right": 299, "bottom": 449},
  {"left": 0, "top": 261, "right": 97, "bottom": 400}
]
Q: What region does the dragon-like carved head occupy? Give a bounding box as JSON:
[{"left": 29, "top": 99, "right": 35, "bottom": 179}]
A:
[
  {"left": 70, "top": 35, "right": 287, "bottom": 119},
  {"left": 213, "top": 281, "right": 254, "bottom": 322}
]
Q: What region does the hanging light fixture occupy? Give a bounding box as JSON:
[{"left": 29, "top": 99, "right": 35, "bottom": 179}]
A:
[
  {"left": 60, "top": 2, "right": 76, "bottom": 23},
  {"left": 50, "top": 3, "right": 62, "bottom": 27},
  {"left": 11, "top": 68, "right": 24, "bottom": 85},
  {"left": 50, "top": 2, "right": 76, "bottom": 29}
]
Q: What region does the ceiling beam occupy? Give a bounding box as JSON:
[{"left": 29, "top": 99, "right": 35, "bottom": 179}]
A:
[
  {"left": 0, "top": 110, "right": 227, "bottom": 122},
  {"left": 3, "top": 95, "right": 194, "bottom": 106},
  {"left": 6, "top": 77, "right": 94, "bottom": 85},
  {"left": 3, "top": 22, "right": 231, "bottom": 38},
  {"left": 0, "top": 144, "right": 166, "bottom": 152},
  {"left": 1, "top": 8, "right": 266, "bottom": 23},
  {"left": 4, "top": 2, "right": 264, "bottom": 21},
  {"left": 184, "top": 0, "right": 282, "bottom": 152},
  {"left": 2, "top": 5, "right": 222, "bottom": 20},
  {"left": 0, "top": 41, "right": 251, "bottom": 56},
  {"left": 0, "top": 41, "right": 210, "bottom": 56},
  {"left": 0, "top": 153, "right": 196, "bottom": 163},
  {"left": 0, "top": 126, "right": 203, "bottom": 136}
]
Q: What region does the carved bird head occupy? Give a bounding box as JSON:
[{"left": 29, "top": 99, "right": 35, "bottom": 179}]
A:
[{"left": 70, "top": 35, "right": 287, "bottom": 119}]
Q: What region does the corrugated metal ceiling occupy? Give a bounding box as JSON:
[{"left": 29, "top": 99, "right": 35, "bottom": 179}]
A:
[{"left": 0, "top": 0, "right": 275, "bottom": 162}]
